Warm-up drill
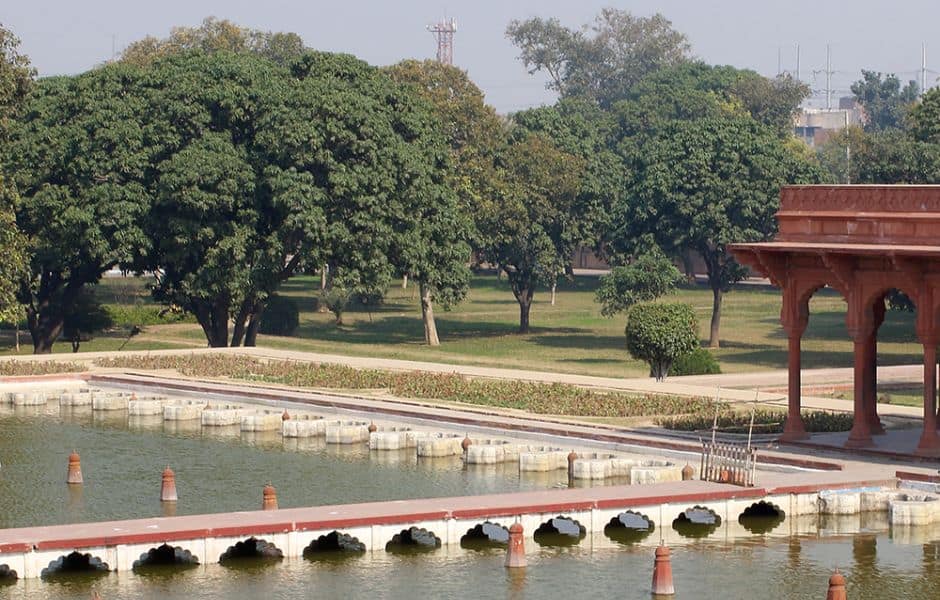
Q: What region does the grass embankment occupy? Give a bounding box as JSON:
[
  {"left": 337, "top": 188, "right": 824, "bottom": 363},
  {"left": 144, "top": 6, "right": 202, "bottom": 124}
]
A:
[
  {"left": 0, "top": 273, "right": 922, "bottom": 379},
  {"left": 94, "top": 354, "right": 851, "bottom": 432}
]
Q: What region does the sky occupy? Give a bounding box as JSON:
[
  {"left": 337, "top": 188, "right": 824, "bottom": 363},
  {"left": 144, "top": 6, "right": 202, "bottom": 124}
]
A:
[{"left": 4, "top": 1, "right": 940, "bottom": 113}]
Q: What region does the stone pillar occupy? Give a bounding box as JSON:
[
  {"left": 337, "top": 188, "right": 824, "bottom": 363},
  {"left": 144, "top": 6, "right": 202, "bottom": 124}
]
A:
[
  {"left": 865, "top": 300, "right": 886, "bottom": 434},
  {"left": 916, "top": 339, "right": 940, "bottom": 456},
  {"left": 846, "top": 306, "right": 875, "bottom": 449},
  {"left": 781, "top": 291, "right": 809, "bottom": 441}
]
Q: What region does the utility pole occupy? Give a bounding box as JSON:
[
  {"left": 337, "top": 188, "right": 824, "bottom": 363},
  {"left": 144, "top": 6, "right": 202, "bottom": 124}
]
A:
[
  {"left": 826, "top": 44, "right": 832, "bottom": 110},
  {"left": 777, "top": 47, "right": 782, "bottom": 76},
  {"left": 427, "top": 18, "right": 457, "bottom": 66},
  {"left": 844, "top": 110, "right": 851, "bottom": 184},
  {"left": 923, "top": 43, "right": 928, "bottom": 95},
  {"left": 796, "top": 44, "right": 801, "bottom": 82}
]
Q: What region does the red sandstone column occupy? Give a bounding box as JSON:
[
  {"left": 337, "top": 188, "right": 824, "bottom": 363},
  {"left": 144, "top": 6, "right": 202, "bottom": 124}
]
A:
[
  {"left": 863, "top": 330, "right": 884, "bottom": 434},
  {"left": 782, "top": 334, "right": 808, "bottom": 441},
  {"left": 916, "top": 340, "right": 940, "bottom": 456},
  {"left": 865, "top": 301, "right": 885, "bottom": 434},
  {"left": 846, "top": 336, "right": 874, "bottom": 449}
]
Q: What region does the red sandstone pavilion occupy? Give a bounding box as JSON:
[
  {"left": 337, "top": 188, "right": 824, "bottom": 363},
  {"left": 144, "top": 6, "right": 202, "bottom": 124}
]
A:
[{"left": 730, "top": 185, "right": 940, "bottom": 457}]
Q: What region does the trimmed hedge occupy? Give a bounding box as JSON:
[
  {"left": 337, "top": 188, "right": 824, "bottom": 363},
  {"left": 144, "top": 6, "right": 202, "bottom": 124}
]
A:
[
  {"left": 669, "top": 347, "right": 721, "bottom": 376},
  {"left": 625, "top": 302, "right": 699, "bottom": 381}
]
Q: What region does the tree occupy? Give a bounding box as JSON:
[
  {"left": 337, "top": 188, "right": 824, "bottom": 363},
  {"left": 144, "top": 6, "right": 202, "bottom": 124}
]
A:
[
  {"left": 595, "top": 248, "right": 682, "bottom": 317},
  {"left": 478, "top": 132, "right": 583, "bottom": 333},
  {"left": 139, "top": 51, "right": 457, "bottom": 348},
  {"left": 509, "top": 98, "right": 627, "bottom": 260},
  {"left": 5, "top": 64, "right": 152, "bottom": 353},
  {"left": 62, "top": 289, "right": 114, "bottom": 352},
  {"left": 908, "top": 88, "right": 940, "bottom": 144},
  {"left": 617, "top": 62, "right": 809, "bottom": 139},
  {"left": 137, "top": 51, "right": 309, "bottom": 348},
  {"left": 506, "top": 9, "right": 690, "bottom": 107},
  {"left": 384, "top": 60, "right": 496, "bottom": 345},
  {"left": 614, "top": 115, "right": 822, "bottom": 347},
  {"left": 120, "top": 17, "right": 306, "bottom": 66},
  {"left": 0, "top": 24, "right": 32, "bottom": 325},
  {"left": 624, "top": 302, "right": 699, "bottom": 381},
  {"left": 851, "top": 70, "right": 919, "bottom": 131}
]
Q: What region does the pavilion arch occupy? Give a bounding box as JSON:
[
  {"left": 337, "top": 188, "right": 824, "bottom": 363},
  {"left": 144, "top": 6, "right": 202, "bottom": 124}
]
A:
[
  {"left": 731, "top": 184, "right": 940, "bottom": 456},
  {"left": 0, "top": 563, "right": 17, "bottom": 582},
  {"left": 604, "top": 510, "right": 655, "bottom": 545},
  {"left": 133, "top": 543, "right": 200, "bottom": 570},
  {"left": 672, "top": 506, "right": 721, "bottom": 539},
  {"left": 219, "top": 537, "right": 283, "bottom": 563},
  {"left": 385, "top": 527, "right": 441, "bottom": 553},
  {"left": 533, "top": 516, "right": 586, "bottom": 547},
  {"left": 738, "top": 501, "right": 786, "bottom": 535},
  {"left": 460, "top": 521, "right": 510, "bottom": 550},
  {"left": 303, "top": 531, "right": 366, "bottom": 559},
  {"left": 41, "top": 551, "right": 110, "bottom": 579}
]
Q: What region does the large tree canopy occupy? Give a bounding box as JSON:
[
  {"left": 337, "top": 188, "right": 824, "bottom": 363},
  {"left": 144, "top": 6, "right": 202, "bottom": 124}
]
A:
[
  {"left": 0, "top": 24, "right": 32, "bottom": 325},
  {"left": 138, "top": 51, "right": 457, "bottom": 348},
  {"left": 5, "top": 64, "right": 153, "bottom": 352},
  {"left": 614, "top": 115, "right": 822, "bottom": 347},
  {"left": 478, "top": 131, "right": 584, "bottom": 333},
  {"left": 506, "top": 8, "right": 690, "bottom": 107},
  {"left": 383, "top": 59, "right": 495, "bottom": 344},
  {"left": 121, "top": 16, "right": 306, "bottom": 66}
]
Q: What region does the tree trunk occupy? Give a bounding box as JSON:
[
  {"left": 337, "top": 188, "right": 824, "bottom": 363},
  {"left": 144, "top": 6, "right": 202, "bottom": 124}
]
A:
[
  {"left": 320, "top": 266, "right": 328, "bottom": 290},
  {"left": 709, "top": 285, "right": 723, "bottom": 348},
  {"left": 419, "top": 282, "right": 440, "bottom": 346},
  {"left": 230, "top": 300, "right": 251, "bottom": 347},
  {"left": 517, "top": 287, "right": 534, "bottom": 334},
  {"left": 402, "top": 274, "right": 408, "bottom": 289},
  {"left": 550, "top": 282, "right": 557, "bottom": 306},
  {"left": 244, "top": 305, "right": 264, "bottom": 347},
  {"left": 194, "top": 302, "right": 230, "bottom": 348},
  {"left": 14, "top": 325, "right": 19, "bottom": 353},
  {"left": 27, "top": 307, "right": 64, "bottom": 354}
]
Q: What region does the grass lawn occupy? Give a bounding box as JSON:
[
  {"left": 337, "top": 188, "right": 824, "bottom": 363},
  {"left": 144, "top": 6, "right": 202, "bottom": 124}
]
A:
[
  {"left": 827, "top": 385, "right": 925, "bottom": 408},
  {"left": 0, "top": 273, "right": 923, "bottom": 378}
]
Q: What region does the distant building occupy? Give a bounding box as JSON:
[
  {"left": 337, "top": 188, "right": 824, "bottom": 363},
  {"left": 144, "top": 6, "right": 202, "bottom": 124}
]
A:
[{"left": 794, "top": 97, "right": 865, "bottom": 147}]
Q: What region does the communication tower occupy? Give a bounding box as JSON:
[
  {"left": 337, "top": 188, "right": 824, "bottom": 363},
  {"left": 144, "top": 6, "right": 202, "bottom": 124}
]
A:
[{"left": 427, "top": 18, "right": 457, "bottom": 65}]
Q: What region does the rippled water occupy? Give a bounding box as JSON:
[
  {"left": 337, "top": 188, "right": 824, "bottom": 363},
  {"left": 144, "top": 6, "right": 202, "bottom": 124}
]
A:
[
  {"left": 2, "top": 402, "right": 940, "bottom": 599},
  {"left": 3, "top": 533, "right": 940, "bottom": 599},
  {"left": 0, "top": 404, "right": 604, "bottom": 529}
]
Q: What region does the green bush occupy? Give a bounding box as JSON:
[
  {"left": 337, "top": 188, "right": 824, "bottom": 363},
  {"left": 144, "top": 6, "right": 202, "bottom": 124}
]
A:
[
  {"left": 105, "top": 303, "right": 190, "bottom": 327},
  {"left": 625, "top": 302, "right": 699, "bottom": 381},
  {"left": 595, "top": 248, "right": 683, "bottom": 317},
  {"left": 669, "top": 347, "right": 721, "bottom": 376},
  {"left": 258, "top": 295, "right": 300, "bottom": 336},
  {"left": 657, "top": 409, "right": 853, "bottom": 434}
]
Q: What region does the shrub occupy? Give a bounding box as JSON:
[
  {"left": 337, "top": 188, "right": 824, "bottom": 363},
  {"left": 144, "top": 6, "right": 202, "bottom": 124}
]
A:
[
  {"left": 625, "top": 302, "right": 699, "bottom": 381},
  {"left": 258, "top": 295, "right": 299, "bottom": 336},
  {"left": 657, "top": 409, "right": 853, "bottom": 434},
  {"left": 595, "top": 248, "right": 683, "bottom": 317},
  {"left": 318, "top": 287, "right": 351, "bottom": 325},
  {"left": 669, "top": 347, "right": 721, "bottom": 376}
]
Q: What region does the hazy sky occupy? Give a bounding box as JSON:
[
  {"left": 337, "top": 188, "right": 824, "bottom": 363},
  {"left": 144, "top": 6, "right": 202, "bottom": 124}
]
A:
[{"left": 4, "top": 1, "right": 940, "bottom": 113}]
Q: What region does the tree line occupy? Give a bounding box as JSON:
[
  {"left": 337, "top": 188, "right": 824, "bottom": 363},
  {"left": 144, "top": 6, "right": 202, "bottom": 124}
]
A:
[{"left": 0, "top": 13, "right": 830, "bottom": 356}]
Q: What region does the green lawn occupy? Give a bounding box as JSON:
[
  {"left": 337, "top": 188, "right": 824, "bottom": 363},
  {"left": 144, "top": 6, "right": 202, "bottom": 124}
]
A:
[{"left": 0, "top": 274, "right": 923, "bottom": 378}]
